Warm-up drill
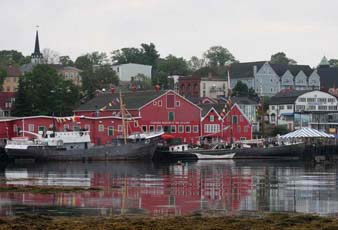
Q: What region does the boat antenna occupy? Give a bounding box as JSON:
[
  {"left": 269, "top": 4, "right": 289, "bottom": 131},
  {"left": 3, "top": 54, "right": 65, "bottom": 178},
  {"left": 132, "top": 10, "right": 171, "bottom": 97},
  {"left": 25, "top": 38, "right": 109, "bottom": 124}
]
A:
[{"left": 119, "top": 90, "right": 127, "bottom": 144}]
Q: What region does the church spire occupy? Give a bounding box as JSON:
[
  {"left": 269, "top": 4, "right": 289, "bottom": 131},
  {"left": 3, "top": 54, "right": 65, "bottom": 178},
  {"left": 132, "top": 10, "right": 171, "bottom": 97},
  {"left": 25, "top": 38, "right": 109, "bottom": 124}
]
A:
[{"left": 31, "top": 27, "right": 43, "bottom": 64}]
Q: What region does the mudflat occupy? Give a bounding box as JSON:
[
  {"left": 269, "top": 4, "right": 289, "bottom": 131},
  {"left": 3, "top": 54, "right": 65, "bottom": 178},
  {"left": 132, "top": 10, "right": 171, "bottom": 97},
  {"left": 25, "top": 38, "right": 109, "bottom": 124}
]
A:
[{"left": 0, "top": 213, "right": 337, "bottom": 230}]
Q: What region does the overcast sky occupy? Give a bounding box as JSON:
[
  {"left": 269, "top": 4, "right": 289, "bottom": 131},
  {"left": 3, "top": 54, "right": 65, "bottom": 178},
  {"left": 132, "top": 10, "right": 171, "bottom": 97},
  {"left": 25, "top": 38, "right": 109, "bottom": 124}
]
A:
[{"left": 1, "top": 0, "right": 337, "bottom": 66}]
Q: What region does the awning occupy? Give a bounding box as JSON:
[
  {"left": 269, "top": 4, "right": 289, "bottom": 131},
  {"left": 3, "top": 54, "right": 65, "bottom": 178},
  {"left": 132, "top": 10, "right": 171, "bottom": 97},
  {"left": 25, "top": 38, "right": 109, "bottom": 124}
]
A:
[{"left": 280, "top": 127, "right": 334, "bottom": 139}]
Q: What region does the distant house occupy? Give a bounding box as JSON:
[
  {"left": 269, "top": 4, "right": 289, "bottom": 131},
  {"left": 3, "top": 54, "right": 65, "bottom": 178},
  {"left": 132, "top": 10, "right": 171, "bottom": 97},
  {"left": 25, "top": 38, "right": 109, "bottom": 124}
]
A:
[
  {"left": 2, "top": 65, "right": 22, "bottom": 93},
  {"left": 112, "top": 63, "right": 152, "bottom": 82},
  {"left": 231, "top": 96, "right": 259, "bottom": 132},
  {"left": 178, "top": 73, "right": 228, "bottom": 98},
  {"left": 50, "top": 65, "right": 82, "bottom": 87},
  {"left": 229, "top": 61, "right": 320, "bottom": 97}
]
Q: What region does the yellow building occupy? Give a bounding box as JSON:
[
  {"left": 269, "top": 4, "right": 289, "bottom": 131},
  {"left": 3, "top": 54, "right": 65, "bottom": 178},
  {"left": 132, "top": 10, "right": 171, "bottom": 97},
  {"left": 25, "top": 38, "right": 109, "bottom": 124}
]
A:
[{"left": 2, "top": 65, "right": 22, "bottom": 92}]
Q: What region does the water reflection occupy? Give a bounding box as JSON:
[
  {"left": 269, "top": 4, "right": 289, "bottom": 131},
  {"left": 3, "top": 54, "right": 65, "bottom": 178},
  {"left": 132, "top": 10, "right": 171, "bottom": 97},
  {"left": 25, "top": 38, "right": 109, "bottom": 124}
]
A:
[{"left": 0, "top": 160, "right": 337, "bottom": 217}]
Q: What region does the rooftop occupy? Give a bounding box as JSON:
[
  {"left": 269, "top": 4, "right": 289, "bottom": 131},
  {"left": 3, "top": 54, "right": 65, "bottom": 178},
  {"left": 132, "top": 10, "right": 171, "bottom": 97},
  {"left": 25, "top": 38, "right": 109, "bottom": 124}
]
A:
[{"left": 269, "top": 90, "right": 311, "bottom": 105}]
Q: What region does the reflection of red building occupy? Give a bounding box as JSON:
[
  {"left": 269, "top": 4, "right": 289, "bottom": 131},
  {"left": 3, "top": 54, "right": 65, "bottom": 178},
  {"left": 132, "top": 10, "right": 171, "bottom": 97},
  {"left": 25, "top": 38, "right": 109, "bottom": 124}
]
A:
[{"left": 0, "top": 165, "right": 252, "bottom": 216}]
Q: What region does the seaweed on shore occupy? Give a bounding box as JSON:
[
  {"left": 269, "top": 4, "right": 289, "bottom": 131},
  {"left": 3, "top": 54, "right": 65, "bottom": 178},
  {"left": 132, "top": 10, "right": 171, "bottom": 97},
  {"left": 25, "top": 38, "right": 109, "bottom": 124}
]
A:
[{"left": 0, "top": 213, "right": 338, "bottom": 230}]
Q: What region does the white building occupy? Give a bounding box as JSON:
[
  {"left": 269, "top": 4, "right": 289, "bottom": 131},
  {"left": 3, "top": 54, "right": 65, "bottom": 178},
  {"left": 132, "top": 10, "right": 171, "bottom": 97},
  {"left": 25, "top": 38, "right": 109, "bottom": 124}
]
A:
[
  {"left": 112, "top": 63, "right": 152, "bottom": 82},
  {"left": 200, "top": 77, "right": 228, "bottom": 98},
  {"left": 269, "top": 90, "right": 338, "bottom": 132}
]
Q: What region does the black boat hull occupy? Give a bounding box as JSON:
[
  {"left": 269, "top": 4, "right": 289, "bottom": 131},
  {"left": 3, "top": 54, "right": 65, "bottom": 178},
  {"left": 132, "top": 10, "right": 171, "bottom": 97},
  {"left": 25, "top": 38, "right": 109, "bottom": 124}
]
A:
[
  {"left": 6, "top": 140, "right": 159, "bottom": 161},
  {"left": 153, "top": 143, "right": 305, "bottom": 161}
]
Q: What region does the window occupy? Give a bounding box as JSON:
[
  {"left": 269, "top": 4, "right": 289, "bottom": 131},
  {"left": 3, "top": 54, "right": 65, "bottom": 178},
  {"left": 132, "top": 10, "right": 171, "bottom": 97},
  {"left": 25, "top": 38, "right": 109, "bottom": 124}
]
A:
[
  {"left": 193, "top": 125, "right": 199, "bottom": 133},
  {"left": 168, "top": 111, "right": 174, "bottom": 121},
  {"left": 232, "top": 115, "right": 238, "bottom": 124},
  {"left": 171, "top": 125, "right": 176, "bottom": 133},
  {"left": 237, "top": 126, "right": 241, "bottom": 132},
  {"left": 308, "top": 105, "right": 316, "bottom": 110},
  {"left": 240, "top": 137, "right": 246, "bottom": 141},
  {"left": 28, "top": 124, "right": 34, "bottom": 132},
  {"left": 318, "top": 105, "right": 328, "bottom": 110},
  {"left": 158, "top": 100, "right": 162, "bottom": 106},
  {"left": 204, "top": 124, "right": 220, "bottom": 133},
  {"left": 73, "top": 126, "right": 80, "bottom": 131},
  {"left": 244, "top": 126, "right": 248, "bottom": 133},
  {"left": 295, "top": 105, "right": 305, "bottom": 111},
  {"left": 142, "top": 125, "right": 147, "bottom": 132},
  {"left": 287, "top": 105, "right": 292, "bottom": 110},
  {"left": 149, "top": 125, "right": 155, "bottom": 132},
  {"left": 38, "top": 126, "right": 45, "bottom": 133},
  {"left": 202, "top": 82, "right": 206, "bottom": 89},
  {"left": 209, "top": 115, "right": 214, "bottom": 122},
  {"left": 98, "top": 124, "right": 104, "bottom": 132},
  {"left": 279, "top": 105, "right": 284, "bottom": 110},
  {"left": 240, "top": 115, "right": 243, "bottom": 122},
  {"left": 329, "top": 106, "right": 337, "bottom": 110},
  {"left": 185, "top": 125, "right": 191, "bottom": 133},
  {"left": 298, "top": 98, "right": 306, "bottom": 102},
  {"left": 167, "top": 94, "right": 175, "bottom": 108},
  {"left": 178, "top": 125, "right": 184, "bottom": 133},
  {"left": 134, "top": 121, "right": 139, "bottom": 127},
  {"left": 84, "top": 124, "right": 90, "bottom": 131},
  {"left": 271, "top": 106, "right": 275, "bottom": 110},
  {"left": 328, "top": 98, "right": 335, "bottom": 103},
  {"left": 108, "top": 126, "right": 114, "bottom": 136},
  {"left": 64, "top": 124, "right": 69, "bottom": 131},
  {"left": 176, "top": 101, "right": 180, "bottom": 107},
  {"left": 153, "top": 101, "right": 157, "bottom": 106},
  {"left": 318, "top": 98, "right": 327, "bottom": 103},
  {"left": 307, "top": 98, "right": 315, "bottom": 102},
  {"left": 157, "top": 125, "right": 163, "bottom": 132}
]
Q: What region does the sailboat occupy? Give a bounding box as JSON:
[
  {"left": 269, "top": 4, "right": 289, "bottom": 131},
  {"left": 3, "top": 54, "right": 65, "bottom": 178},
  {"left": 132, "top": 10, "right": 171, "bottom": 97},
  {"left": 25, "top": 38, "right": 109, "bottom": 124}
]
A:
[{"left": 5, "top": 91, "right": 164, "bottom": 161}]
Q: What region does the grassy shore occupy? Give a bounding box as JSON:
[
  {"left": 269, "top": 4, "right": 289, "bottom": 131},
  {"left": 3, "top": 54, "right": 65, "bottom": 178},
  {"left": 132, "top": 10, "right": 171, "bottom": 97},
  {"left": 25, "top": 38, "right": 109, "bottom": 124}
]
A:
[{"left": 0, "top": 213, "right": 337, "bottom": 230}]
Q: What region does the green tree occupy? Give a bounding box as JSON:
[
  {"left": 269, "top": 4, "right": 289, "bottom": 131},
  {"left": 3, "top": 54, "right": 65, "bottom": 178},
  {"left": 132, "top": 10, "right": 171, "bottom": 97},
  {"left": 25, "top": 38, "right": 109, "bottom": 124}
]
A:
[
  {"left": 111, "top": 43, "right": 159, "bottom": 67},
  {"left": 188, "top": 56, "right": 206, "bottom": 71},
  {"left": 75, "top": 55, "right": 92, "bottom": 70},
  {"left": 81, "top": 65, "right": 119, "bottom": 98},
  {"left": 272, "top": 125, "right": 289, "bottom": 136},
  {"left": 232, "top": 81, "right": 249, "bottom": 96},
  {"left": 13, "top": 65, "right": 80, "bottom": 116},
  {"left": 0, "top": 50, "right": 30, "bottom": 67},
  {"left": 204, "top": 46, "right": 236, "bottom": 67},
  {"left": 270, "top": 52, "right": 297, "bottom": 65},
  {"left": 329, "top": 59, "right": 338, "bottom": 67},
  {"left": 0, "top": 68, "right": 6, "bottom": 91},
  {"left": 59, "top": 56, "right": 74, "bottom": 66},
  {"left": 131, "top": 74, "right": 152, "bottom": 90},
  {"left": 153, "top": 55, "right": 190, "bottom": 89}
]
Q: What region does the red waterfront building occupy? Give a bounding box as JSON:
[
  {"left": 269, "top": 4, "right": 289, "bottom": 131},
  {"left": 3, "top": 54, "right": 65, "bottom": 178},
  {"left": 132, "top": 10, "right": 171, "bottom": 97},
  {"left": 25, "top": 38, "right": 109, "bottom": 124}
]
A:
[{"left": 0, "top": 90, "right": 252, "bottom": 145}]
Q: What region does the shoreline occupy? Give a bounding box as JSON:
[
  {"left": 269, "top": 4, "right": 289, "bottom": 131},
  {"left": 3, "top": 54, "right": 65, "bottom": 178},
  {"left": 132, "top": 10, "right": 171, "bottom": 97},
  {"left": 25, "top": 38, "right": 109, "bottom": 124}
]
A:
[{"left": 0, "top": 213, "right": 337, "bottom": 230}]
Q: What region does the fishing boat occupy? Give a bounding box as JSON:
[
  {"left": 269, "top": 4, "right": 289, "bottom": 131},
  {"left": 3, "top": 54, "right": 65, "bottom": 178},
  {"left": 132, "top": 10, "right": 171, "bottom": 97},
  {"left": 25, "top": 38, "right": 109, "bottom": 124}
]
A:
[
  {"left": 5, "top": 130, "right": 163, "bottom": 161},
  {"left": 5, "top": 91, "right": 164, "bottom": 161},
  {"left": 153, "top": 138, "right": 305, "bottom": 161}
]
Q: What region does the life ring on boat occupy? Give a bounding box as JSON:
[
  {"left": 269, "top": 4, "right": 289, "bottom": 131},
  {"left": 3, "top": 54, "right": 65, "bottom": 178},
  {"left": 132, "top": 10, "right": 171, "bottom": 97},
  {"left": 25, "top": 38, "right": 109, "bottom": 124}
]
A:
[{"left": 56, "top": 140, "right": 64, "bottom": 147}]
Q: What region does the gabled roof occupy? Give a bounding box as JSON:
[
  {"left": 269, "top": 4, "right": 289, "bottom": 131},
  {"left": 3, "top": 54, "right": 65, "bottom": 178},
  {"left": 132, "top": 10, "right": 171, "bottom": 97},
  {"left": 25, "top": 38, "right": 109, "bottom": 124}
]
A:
[
  {"left": 231, "top": 96, "right": 259, "bottom": 105},
  {"left": 269, "top": 90, "right": 311, "bottom": 105},
  {"left": 75, "top": 90, "right": 165, "bottom": 111},
  {"left": 229, "top": 61, "right": 265, "bottom": 79},
  {"left": 199, "top": 104, "right": 226, "bottom": 117},
  {"left": 201, "top": 107, "right": 222, "bottom": 122},
  {"left": 270, "top": 64, "right": 313, "bottom": 77}
]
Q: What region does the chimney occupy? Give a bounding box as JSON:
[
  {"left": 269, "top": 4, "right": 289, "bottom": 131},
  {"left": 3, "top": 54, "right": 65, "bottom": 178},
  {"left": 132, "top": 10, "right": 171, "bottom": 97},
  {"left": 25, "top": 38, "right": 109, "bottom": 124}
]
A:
[
  {"left": 253, "top": 65, "right": 257, "bottom": 75},
  {"left": 208, "top": 72, "right": 212, "bottom": 80}
]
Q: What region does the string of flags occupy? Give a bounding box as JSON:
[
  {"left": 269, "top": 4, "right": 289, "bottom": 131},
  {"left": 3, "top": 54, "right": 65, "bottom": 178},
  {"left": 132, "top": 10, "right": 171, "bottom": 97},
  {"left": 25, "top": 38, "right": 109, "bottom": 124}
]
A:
[
  {"left": 100, "top": 97, "right": 120, "bottom": 111},
  {"left": 55, "top": 116, "right": 81, "bottom": 123}
]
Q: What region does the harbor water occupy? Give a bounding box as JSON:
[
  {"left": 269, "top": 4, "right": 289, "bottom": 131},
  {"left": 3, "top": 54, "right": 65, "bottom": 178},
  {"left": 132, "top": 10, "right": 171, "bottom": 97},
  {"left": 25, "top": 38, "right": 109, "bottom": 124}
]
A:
[{"left": 0, "top": 160, "right": 337, "bottom": 217}]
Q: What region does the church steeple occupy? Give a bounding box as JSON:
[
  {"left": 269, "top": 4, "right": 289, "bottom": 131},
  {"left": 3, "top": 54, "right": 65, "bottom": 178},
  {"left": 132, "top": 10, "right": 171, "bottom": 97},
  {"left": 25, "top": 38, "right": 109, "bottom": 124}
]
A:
[{"left": 31, "top": 28, "right": 43, "bottom": 64}]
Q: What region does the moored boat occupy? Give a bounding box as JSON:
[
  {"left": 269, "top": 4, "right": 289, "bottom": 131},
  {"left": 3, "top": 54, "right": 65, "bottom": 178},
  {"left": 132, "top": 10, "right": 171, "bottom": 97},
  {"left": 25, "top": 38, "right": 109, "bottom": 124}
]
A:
[{"left": 5, "top": 130, "right": 163, "bottom": 161}]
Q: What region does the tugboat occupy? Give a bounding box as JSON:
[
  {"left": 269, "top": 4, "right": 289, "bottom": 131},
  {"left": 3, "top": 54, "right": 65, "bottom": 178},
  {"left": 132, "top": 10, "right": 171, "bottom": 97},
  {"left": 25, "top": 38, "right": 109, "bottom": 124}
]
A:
[{"left": 5, "top": 91, "right": 164, "bottom": 161}]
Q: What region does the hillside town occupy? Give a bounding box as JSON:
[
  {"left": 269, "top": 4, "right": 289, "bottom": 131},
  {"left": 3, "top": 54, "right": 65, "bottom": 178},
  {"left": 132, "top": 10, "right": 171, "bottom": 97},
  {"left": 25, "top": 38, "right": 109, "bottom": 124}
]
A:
[{"left": 1, "top": 30, "right": 338, "bottom": 145}]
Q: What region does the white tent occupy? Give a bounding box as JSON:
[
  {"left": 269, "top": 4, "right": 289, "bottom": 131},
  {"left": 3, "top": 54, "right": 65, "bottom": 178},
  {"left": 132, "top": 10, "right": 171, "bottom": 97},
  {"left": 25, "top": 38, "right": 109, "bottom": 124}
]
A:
[{"left": 280, "top": 127, "right": 334, "bottom": 139}]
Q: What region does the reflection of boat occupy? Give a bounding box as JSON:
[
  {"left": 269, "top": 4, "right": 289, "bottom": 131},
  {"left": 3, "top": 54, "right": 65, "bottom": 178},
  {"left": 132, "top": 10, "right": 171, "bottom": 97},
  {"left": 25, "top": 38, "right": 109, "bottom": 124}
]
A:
[
  {"left": 154, "top": 139, "right": 305, "bottom": 161},
  {"left": 5, "top": 130, "right": 163, "bottom": 161}
]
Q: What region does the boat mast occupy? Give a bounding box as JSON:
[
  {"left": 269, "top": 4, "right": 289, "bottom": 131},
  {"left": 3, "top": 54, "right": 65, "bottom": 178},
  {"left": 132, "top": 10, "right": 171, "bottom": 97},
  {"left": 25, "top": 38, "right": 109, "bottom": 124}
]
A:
[{"left": 119, "top": 91, "right": 127, "bottom": 144}]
